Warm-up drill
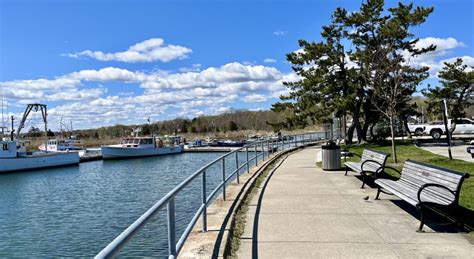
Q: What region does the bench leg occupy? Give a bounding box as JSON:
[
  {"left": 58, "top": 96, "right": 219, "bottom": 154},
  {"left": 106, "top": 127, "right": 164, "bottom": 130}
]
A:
[
  {"left": 344, "top": 168, "right": 349, "bottom": 176},
  {"left": 416, "top": 204, "right": 425, "bottom": 232},
  {"left": 375, "top": 187, "right": 381, "bottom": 200},
  {"left": 360, "top": 172, "right": 366, "bottom": 188}
]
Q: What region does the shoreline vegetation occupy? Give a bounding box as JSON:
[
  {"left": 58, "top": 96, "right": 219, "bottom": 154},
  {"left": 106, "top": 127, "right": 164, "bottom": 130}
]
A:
[{"left": 15, "top": 110, "right": 325, "bottom": 149}]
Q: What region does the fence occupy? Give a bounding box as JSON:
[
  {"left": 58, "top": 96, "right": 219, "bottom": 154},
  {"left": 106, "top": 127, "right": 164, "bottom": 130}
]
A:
[{"left": 95, "top": 131, "right": 329, "bottom": 258}]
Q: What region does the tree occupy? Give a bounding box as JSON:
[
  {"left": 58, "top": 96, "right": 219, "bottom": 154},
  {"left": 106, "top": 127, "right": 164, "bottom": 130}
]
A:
[
  {"left": 228, "top": 120, "right": 238, "bottom": 131},
  {"left": 423, "top": 58, "right": 474, "bottom": 128},
  {"left": 340, "top": 0, "right": 434, "bottom": 163},
  {"left": 272, "top": 10, "right": 363, "bottom": 143}
]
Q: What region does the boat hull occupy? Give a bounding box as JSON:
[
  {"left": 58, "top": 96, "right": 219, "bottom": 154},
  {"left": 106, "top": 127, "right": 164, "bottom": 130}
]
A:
[
  {"left": 101, "top": 145, "right": 183, "bottom": 160},
  {"left": 0, "top": 152, "right": 80, "bottom": 173}
]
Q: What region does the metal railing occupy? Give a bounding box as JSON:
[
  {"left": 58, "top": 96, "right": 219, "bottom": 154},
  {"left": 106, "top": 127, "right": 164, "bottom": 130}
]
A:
[{"left": 95, "top": 131, "right": 329, "bottom": 258}]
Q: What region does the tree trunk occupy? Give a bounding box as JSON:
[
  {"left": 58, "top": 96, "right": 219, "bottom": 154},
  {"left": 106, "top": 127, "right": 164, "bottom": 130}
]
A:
[
  {"left": 403, "top": 117, "right": 412, "bottom": 139},
  {"left": 389, "top": 115, "right": 398, "bottom": 164},
  {"left": 369, "top": 122, "right": 377, "bottom": 140},
  {"left": 361, "top": 120, "right": 370, "bottom": 142},
  {"left": 352, "top": 101, "right": 365, "bottom": 144},
  {"left": 346, "top": 124, "right": 355, "bottom": 144},
  {"left": 354, "top": 119, "right": 365, "bottom": 144}
]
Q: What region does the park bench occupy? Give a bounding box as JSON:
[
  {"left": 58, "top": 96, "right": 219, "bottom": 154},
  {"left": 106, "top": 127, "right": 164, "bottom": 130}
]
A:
[
  {"left": 374, "top": 160, "right": 470, "bottom": 232},
  {"left": 344, "top": 149, "right": 389, "bottom": 188}
]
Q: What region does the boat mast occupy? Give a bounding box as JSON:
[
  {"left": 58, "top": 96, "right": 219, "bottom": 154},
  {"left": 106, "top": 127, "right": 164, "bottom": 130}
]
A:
[{"left": 1, "top": 86, "right": 4, "bottom": 137}]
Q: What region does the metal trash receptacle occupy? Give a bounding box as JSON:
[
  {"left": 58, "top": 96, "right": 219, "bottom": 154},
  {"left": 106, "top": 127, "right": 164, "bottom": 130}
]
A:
[{"left": 322, "top": 141, "right": 341, "bottom": 170}]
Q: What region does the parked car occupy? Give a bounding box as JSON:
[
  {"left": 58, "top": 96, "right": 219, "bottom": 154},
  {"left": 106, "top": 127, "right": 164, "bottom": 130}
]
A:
[
  {"left": 467, "top": 146, "right": 474, "bottom": 158},
  {"left": 407, "top": 118, "right": 474, "bottom": 139}
]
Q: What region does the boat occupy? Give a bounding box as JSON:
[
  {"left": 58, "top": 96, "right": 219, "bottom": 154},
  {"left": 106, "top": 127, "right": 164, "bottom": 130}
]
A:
[
  {"left": 0, "top": 104, "right": 80, "bottom": 173},
  {"left": 0, "top": 139, "right": 80, "bottom": 173},
  {"left": 39, "top": 137, "right": 84, "bottom": 152},
  {"left": 209, "top": 139, "right": 245, "bottom": 147},
  {"left": 101, "top": 129, "right": 184, "bottom": 159}
]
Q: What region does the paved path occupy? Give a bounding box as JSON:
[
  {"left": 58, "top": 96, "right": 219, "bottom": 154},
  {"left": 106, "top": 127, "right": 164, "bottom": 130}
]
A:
[
  {"left": 420, "top": 145, "right": 473, "bottom": 162},
  {"left": 237, "top": 147, "right": 473, "bottom": 258}
]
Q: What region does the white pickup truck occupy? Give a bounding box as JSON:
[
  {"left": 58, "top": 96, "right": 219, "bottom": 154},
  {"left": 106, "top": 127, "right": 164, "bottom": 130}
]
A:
[{"left": 408, "top": 118, "right": 474, "bottom": 139}]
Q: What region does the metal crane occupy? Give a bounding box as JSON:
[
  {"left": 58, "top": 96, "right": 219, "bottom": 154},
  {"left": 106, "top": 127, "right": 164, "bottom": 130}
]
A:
[{"left": 16, "top": 104, "right": 48, "bottom": 148}]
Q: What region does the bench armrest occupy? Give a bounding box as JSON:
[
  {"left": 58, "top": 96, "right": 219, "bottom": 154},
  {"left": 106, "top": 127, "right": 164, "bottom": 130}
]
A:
[
  {"left": 417, "top": 183, "right": 457, "bottom": 205},
  {"left": 361, "top": 159, "right": 383, "bottom": 172}
]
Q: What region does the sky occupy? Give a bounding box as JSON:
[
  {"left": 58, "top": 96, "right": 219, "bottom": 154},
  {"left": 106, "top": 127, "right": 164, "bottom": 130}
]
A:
[{"left": 0, "top": 0, "right": 473, "bottom": 130}]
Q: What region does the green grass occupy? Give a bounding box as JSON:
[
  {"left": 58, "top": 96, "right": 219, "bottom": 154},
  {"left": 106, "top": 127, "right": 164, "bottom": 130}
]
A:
[{"left": 344, "top": 141, "right": 474, "bottom": 231}]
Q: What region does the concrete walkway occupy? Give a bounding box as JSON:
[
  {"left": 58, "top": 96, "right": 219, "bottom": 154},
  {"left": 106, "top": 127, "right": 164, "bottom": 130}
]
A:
[
  {"left": 419, "top": 145, "right": 473, "bottom": 162},
  {"left": 237, "top": 147, "right": 473, "bottom": 258}
]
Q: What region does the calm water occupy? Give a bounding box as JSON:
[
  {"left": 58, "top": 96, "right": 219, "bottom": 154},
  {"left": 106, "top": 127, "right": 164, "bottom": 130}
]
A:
[{"left": 0, "top": 152, "right": 256, "bottom": 257}]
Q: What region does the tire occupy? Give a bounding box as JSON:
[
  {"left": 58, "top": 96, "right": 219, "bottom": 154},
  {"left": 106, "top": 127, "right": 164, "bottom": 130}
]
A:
[
  {"left": 431, "top": 129, "right": 442, "bottom": 139},
  {"left": 414, "top": 128, "right": 424, "bottom": 136}
]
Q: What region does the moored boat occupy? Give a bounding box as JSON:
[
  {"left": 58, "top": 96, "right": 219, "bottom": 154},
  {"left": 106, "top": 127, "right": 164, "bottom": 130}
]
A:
[
  {"left": 0, "top": 139, "right": 80, "bottom": 173},
  {"left": 39, "top": 137, "right": 84, "bottom": 152},
  {"left": 101, "top": 134, "right": 184, "bottom": 160},
  {"left": 0, "top": 103, "right": 80, "bottom": 173}
]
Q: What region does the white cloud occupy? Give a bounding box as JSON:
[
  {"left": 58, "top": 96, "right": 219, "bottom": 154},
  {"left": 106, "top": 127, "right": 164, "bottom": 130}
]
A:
[
  {"left": 244, "top": 93, "right": 268, "bottom": 103},
  {"left": 404, "top": 37, "right": 470, "bottom": 77},
  {"left": 264, "top": 58, "right": 277, "bottom": 63},
  {"left": 273, "top": 30, "right": 288, "bottom": 36},
  {"left": 0, "top": 62, "right": 295, "bottom": 129},
  {"left": 179, "top": 63, "right": 202, "bottom": 72},
  {"left": 65, "top": 38, "right": 192, "bottom": 63}
]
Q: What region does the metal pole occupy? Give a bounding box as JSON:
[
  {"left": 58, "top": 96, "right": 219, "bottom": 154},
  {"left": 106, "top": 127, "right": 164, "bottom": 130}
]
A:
[
  {"left": 222, "top": 158, "right": 226, "bottom": 201},
  {"left": 246, "top": 146, "right": 249, "bottom": 173},
  {"left": 254, "top": 144, "right": 258, "bottom": 166},
  {"left": 235, "top": 151, "right": 239, "bottom": 184},
  {"left": 201, "top": 171, "right": 207, "bottom": 232},
  {"left": 167, "top": 198, "right": 177, "bottom": 258},
  {"left": 261, "top": 141, "right": 264, "bottom": 161},
  {"left": 442, "top": 99, "right": 453, "bottom": 159}
]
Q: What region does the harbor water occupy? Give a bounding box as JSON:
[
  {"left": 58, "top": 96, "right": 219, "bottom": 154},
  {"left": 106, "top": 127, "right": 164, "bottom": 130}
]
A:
[{"left": 0, "top": 151, "right": 258, "bottom": 257}]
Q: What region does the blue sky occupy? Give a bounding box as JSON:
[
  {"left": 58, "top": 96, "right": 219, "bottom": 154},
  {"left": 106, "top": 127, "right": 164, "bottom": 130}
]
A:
[{"left": 0, "top": 0, "right": 473, "bottom": 130}]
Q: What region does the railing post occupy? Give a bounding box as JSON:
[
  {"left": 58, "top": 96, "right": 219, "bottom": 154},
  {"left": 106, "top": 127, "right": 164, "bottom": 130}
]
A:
[
  {"left": 294, "top": 135, "right": 297, "bottom": 147},
  {"left": 268, "top": 140, "right": 271, "bottom": 155},
  {"left": 222, "top": 158, "right": 226, "bottom": 201},
  {"left": 254, "top": 144, "right": 258, "bottom": 166},
  {"left": 167, "top": 198, "right": 177, "bottom": 258},
  {"left": 201, "top": 171, "right": 207, "bottom": 232},
  {"left": 246, "top": 146, "right": 249, "bottom": 173},
  {"left": 261, "top": 141, "right": 265, "bottom": 161},
  {"left": 235, "top": 151, "right": 239, "bottom": 184}
]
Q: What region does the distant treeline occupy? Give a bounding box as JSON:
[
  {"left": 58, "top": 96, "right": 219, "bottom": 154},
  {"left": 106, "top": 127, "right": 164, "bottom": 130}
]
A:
[{"left": 70, "top": 110, "right": 288, "bottom": 139}]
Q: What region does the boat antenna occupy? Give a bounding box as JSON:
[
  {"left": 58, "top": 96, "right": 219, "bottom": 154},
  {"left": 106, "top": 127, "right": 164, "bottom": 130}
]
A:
[{"left": 10, "top": 116, "right": 14, "bottom": 141}]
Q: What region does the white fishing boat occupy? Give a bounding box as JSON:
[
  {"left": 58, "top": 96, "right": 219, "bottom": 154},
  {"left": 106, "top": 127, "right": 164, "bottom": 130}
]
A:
[
  {"left": 0, "top": 104, "right": 80, "bottom": 173},
  {"left": 39, "top": 137, "right": 83, "bottom": 152},
  {"left": 0, "top": 139, "right": 80, "bottom": 173},
  {"left": 101, "top": 129, "right": 184, "bottom": 159}
]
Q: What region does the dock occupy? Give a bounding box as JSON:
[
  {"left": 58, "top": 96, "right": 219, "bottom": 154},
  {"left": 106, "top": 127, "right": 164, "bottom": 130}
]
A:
[
  {"left": 184, "top": 146, "right": 277, "bottom": 153},
  {"left": 79, "top": 153, "right": 103, "bottom": 162},
  {"left": 184, "top": 146, "right": 241, "bottom": 152}
]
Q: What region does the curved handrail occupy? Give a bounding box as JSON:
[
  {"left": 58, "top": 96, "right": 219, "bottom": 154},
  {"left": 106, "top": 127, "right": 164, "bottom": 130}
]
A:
[{"left": 95, "top": 131, "right": 328, "bottom": 258}]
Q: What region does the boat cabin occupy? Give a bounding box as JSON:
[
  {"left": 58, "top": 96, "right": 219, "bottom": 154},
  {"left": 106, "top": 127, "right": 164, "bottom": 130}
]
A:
[
  {"left": 120, "top": 137, "right": 155, "bottom": 147},
  {"left": 0, "top": 140, "right": 28, "bottom": 158}
]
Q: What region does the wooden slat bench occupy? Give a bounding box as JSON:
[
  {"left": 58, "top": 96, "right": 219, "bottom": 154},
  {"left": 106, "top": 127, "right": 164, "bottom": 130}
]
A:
[
  {"left": 344, "top": 149, "right": 389, "bottom": 188},
  {"left": 374, "top": 160, "right": 470, "bottom": 232}
]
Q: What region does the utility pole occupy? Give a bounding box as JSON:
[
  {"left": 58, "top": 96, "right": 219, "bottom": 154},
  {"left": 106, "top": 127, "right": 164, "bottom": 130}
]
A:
[{"left": 442, "top": 99, "right": 452, "bottom": 159}]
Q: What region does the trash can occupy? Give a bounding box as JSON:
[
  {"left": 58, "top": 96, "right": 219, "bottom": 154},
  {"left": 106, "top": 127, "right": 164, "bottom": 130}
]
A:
[{"left": 322, "top": 141, "right": 341, "bottom": 171}]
